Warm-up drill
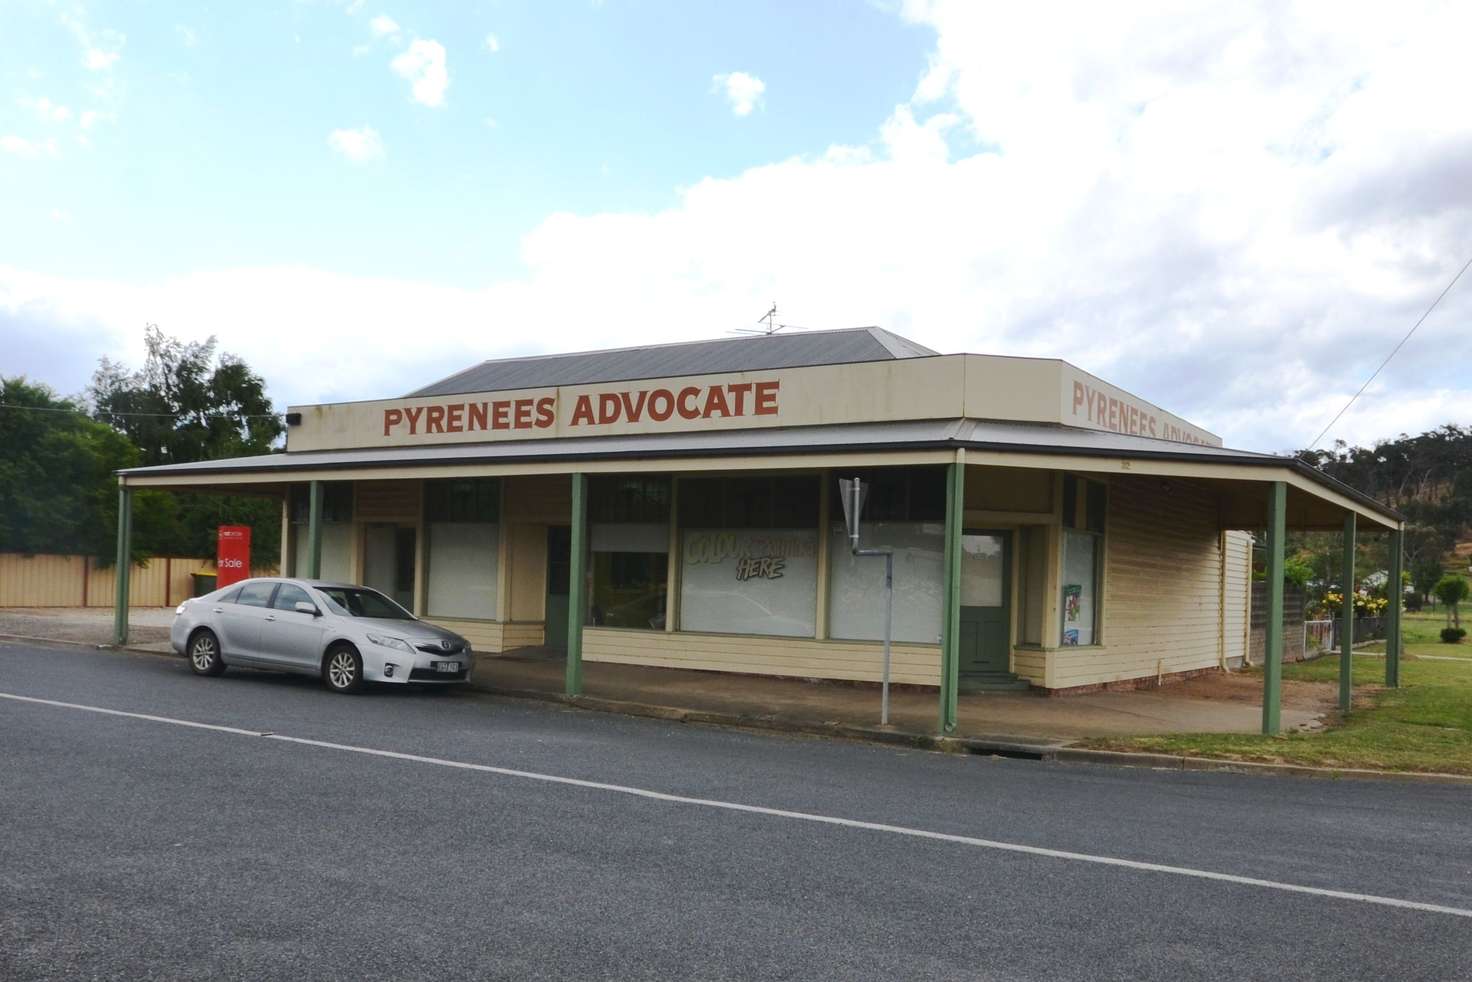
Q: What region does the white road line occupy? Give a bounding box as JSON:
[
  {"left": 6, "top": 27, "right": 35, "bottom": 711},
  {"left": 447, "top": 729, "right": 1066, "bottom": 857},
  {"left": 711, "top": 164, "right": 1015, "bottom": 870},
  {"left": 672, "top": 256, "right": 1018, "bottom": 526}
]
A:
[{"left": 4, "top": 689, "right": 1471, "bottom": 920}]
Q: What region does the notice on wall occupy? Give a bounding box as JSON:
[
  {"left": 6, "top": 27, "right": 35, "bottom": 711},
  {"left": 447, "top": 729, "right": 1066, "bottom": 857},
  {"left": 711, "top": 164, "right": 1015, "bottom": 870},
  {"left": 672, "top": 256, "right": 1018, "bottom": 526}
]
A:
[{"left": 679, "top": 529, "right": 818, "bottom": 638}]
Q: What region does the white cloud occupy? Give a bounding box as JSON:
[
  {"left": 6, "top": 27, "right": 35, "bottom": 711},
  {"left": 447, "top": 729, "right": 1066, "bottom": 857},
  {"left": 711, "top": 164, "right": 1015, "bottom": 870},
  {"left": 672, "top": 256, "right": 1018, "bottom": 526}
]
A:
[
  {"left": 18, "top": 96, "right": 72, "bottom": 123},
  {"left": 327, "top": 126, "right": 384, "bottom": 163},
  {"left": 0, "top": 135, "right": 58, "bottom": 158},
  {"left": 712, "top": 71, "right": 765, "bottom": 116},
  {"left": 391, "top": 39, "right": 449, "bottom": 107},
  {"left": 369, "top": 15, "right": 400, "bottom": 39},
  {"left": 60, "top": 11, "right": 126, "bottom": 72},
  {"left": 484, "top": 33, "right": 500, "bottom": 53},
  {"left": 6, "top": 2, "right": 1472, "bottom": 453},
  {"left": 176, "top": 25, "right": 198, "bottom": 48}
]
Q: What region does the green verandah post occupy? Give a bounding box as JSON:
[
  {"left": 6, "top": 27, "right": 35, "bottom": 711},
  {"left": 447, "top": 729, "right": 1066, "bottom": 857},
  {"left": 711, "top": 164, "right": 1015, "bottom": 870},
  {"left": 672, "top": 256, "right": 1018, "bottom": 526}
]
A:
[
  {"left": 306, "top": 480, "right": 324, "bottom": 579},
  {"left": 112, "top": 485, "right": 133, "bottom": 646},
  {"left": 1339, "top": 511, "right": 1355, "bottom": 713},
  {"left": 1262, "top": 481, "right": 1286, "bottom": 736},
  {"left": 938, "top": 457, "right": 964, "bottom": 733},
  {"left": 566, "top": 472, "right": 588, "bottom": 697},
  {"left": 1387, "top": 525, "right": 1404, "bottom": 688}
]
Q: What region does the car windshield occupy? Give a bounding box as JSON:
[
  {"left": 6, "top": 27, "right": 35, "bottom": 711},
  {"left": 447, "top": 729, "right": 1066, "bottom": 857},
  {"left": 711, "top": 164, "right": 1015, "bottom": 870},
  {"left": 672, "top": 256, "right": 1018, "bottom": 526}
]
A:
[{"left": 316, "top": 586, "right": 415, "bottom": 621}]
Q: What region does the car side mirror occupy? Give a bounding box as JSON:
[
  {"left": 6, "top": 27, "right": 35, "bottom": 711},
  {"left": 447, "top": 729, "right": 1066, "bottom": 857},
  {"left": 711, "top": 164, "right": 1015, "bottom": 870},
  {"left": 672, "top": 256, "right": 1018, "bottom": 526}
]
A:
[{"left": 295, "top": 601, "right": 320, "bottom": 617}]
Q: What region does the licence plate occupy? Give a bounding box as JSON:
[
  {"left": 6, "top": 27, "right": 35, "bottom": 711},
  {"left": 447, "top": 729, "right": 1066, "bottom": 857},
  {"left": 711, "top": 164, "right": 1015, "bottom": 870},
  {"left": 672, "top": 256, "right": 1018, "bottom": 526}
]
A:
[{"left": 433, "top": 661, "right": 461, "bottom": 673}]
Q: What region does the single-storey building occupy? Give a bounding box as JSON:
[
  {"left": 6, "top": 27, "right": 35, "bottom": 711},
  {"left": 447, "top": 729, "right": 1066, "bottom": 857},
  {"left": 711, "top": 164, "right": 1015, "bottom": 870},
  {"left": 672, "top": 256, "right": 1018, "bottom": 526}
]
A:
[{"left": 112, "top": 328, "right": 1404, "bottom": 733}]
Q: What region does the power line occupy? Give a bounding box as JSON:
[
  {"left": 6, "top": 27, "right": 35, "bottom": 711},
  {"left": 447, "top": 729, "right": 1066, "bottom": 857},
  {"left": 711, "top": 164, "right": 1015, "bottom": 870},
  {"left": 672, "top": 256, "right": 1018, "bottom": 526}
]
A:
[
  {"left": 0, "top": 402, "right": 284, "bottom": 422},
  {"left": 1309, "top": 253, "right": 1472, "bottom": 449}
]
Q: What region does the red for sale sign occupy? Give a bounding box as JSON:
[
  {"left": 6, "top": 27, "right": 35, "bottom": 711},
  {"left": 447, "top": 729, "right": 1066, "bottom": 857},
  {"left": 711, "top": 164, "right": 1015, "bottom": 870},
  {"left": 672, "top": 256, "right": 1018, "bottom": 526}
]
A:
[{"left": 217, "top": 525, "right": 251, "bottom": 588}]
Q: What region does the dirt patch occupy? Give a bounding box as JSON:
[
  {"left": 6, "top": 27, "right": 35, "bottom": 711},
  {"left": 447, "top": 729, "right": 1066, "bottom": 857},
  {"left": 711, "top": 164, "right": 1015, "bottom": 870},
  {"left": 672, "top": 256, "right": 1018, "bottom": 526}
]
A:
[{"left": 1166, "top": 670, "right": 1340, "bottom": 714}]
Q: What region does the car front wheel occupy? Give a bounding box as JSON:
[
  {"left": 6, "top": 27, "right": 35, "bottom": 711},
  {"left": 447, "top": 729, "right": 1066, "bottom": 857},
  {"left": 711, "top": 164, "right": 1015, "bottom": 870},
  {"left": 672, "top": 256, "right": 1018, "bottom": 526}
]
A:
[
  {"left": 323, "top": 645, "right": 364, "bottom": 694},
  {"left": 188, "top": 630, "right": 226, "bottom": 677}
]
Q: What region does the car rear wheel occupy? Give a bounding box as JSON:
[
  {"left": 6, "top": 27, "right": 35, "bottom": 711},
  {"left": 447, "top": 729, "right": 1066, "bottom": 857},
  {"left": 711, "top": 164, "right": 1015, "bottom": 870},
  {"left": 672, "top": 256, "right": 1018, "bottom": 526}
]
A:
[
  {"left": 323, "top": 644, "right": 364, "bottom": 694},
  {"left": 188, "top": 630, "right": 226, "bottom": 677}
]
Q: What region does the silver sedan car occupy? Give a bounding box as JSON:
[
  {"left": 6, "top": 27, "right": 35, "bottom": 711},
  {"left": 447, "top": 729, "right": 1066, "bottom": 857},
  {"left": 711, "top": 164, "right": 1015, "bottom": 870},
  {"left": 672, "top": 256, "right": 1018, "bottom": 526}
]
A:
[{"left": 171, "top": 577, "right": 472, "bottom": 693}]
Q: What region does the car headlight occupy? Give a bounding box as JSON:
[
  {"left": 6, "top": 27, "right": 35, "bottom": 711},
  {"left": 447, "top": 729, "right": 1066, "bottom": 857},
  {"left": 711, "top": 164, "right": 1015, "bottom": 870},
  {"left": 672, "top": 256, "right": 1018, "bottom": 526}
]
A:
[
  {"left": 365, "top": 633, "right": 415, "bottom": 654},
  {"left": 175, "top": 603, "right": 187, "bottom": 615}
]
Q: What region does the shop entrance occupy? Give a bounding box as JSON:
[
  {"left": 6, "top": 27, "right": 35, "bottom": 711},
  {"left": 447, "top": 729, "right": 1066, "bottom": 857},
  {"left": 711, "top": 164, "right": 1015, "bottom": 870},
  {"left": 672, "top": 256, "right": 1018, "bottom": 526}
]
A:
[
  {"left": 958, "top": 530, "right": 1024, "bottom": 690},
  {"left": 363, "top": 524, "right": 416, "bottom": 611},
  {"left": 544, "top": 525, "right": 572, "bottom": 649}
]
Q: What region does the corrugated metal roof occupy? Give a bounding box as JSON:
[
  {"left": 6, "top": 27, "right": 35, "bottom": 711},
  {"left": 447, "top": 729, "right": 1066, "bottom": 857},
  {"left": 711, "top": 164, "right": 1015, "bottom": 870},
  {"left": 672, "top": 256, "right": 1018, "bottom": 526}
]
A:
[{"left": 407, "top": 327, "right": 937, "bottom": 397}]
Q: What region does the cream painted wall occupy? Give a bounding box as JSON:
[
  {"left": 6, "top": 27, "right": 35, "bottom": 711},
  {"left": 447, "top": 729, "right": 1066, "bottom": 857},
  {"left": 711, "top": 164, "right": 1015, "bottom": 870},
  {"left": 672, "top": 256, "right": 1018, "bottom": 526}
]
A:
[
  {"left": 583, "top": 627, "right": 941, "bottom": 685},
  {"left": 1050, "top": 474, "right": 1227, "bottom": 688}
]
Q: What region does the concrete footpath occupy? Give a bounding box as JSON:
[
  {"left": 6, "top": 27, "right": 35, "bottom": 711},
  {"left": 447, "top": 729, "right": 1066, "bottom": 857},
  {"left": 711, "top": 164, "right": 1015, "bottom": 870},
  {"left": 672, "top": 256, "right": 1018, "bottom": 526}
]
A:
[{"left": 468, "top": 649, "right": 1329, "bottom": 745}]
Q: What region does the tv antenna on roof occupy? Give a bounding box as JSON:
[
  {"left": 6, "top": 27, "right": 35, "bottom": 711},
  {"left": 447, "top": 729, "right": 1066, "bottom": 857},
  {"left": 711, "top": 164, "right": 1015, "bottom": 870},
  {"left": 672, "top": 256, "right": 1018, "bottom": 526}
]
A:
[{"left": 732, "top": 302, "right": 792, "bottom": 337}]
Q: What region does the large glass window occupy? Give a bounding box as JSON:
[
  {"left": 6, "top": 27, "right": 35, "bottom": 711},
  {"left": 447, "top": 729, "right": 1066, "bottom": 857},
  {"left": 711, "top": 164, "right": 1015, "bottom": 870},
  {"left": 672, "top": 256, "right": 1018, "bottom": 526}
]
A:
[
  {"left": 589, "top": 476, "right": 670, "bottom": 630},
  {"left": 679, "top": 475, "right": 819, "bottom": 638},
  {"left": 1060, "top": 475, "right": 1105, "bottom": 645},
  {"left": 290, "top": 483, "right": 354, "bottom": 581},
  {"left": 827, "top": 468, "right": 946, "bottom": 644},
  {"left": 425, "top": 478, "right": 500, "bottom": 619}
]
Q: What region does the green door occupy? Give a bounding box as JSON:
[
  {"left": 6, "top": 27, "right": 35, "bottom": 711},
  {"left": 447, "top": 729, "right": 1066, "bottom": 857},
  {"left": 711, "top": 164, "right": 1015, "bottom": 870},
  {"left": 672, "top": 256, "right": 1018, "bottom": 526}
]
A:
[
  {"left": 544, "top": 526, "right": 571, "bottom": 649},
  {"left": 958, "top": 531, "right": 1013, "bottom": 679}
]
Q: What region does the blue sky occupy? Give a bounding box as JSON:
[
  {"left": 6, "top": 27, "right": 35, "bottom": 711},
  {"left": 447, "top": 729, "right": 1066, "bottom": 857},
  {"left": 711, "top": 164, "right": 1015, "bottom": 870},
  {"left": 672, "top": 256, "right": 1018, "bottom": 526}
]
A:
[
  {"left": 3, "top": 1, "right": 1471, "bottom": 452},
  {"left": 3, "top": 1, "right": 931, "bottom": 284}
]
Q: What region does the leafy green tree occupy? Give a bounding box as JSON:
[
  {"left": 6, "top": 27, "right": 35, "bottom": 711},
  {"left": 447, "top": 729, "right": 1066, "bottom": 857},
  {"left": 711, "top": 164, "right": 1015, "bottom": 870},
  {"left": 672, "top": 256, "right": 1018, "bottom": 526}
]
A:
[
  {"left": 0, "top": 378, "right": 163, "bottom": 562},
  {"left": 91, "top": 326, "right": 285, "bottom": 568},
  {"left": 1435, "top": 574, "right": 1469, "bottom": 629}
]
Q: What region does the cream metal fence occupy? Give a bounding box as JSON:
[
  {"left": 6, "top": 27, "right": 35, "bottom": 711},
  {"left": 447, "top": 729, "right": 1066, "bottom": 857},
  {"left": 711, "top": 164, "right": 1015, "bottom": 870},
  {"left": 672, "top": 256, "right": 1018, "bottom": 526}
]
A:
[{"left": 0, "top": 553, "right": 214, "bottom": 608}]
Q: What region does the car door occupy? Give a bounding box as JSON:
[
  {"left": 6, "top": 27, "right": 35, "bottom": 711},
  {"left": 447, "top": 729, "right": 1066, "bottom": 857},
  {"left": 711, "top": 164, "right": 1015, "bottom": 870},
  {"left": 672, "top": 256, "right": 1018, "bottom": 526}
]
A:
[
  {"left": 259, "top": 582, "right": 328, "bottom": 673},
  {"left": 215, "top": 580, "right": 278, "bottom": 662}
]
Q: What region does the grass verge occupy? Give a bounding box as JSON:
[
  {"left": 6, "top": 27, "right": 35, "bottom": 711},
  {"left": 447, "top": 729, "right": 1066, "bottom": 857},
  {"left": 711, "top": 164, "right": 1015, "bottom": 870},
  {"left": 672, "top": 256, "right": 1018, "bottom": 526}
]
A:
[{"left": 1080, "top": 612, "right": 1472, "bottom": 775}]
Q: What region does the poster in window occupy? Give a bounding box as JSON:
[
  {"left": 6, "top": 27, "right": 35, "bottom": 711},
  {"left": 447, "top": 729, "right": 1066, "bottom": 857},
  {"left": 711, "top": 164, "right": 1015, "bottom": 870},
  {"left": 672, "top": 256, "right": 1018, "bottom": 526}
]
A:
[
  {"left": 679, "top": 529, "right": 818, "bottom": 637},
  {"left": 1061, "top": 530, "right": 1097, "bottom": 646},
  {"left": 1063, "top": 584, "right": 1081, "bottom": 622}
]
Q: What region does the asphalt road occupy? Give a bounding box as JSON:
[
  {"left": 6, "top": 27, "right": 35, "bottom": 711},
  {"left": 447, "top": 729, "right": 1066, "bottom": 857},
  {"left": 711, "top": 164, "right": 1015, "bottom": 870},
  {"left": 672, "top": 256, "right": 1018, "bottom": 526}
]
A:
[{"left": 2, "top": 641, "right": 1470, "bottom": 981}]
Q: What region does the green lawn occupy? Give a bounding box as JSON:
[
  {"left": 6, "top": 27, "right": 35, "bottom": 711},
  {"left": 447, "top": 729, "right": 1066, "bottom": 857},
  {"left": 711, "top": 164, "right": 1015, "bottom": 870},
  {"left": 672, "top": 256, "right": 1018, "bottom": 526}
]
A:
[{"left": 1081, "top": 611, "right": 1472, "bottom": 775}]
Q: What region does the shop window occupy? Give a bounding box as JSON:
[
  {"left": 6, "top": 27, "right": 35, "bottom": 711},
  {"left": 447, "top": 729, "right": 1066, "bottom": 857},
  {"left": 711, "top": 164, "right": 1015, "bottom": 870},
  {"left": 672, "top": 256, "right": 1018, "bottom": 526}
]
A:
[
  {"left": 1060, "top": 476, "right": 1105, "bottom": 645},
  {"left": 589, "top": 477, "right": 670, "bottom": 630},
  {"left": 678, "top": 475, "right": 818, "bottom": 529},
  {"left": 289, "top": 483, "right": 353, "bottom": 524},
  {"left": 678, "top": 474, "right": 819, "bottom": 638},
  {"left": 425, "top": 478, "right": 500, "bottom": 619},
  {"left": 289, "top": 483, "right": 354, "bottom": 581},
  {"left": 827, "top": 468, "right": 946, "bottom": 643}
]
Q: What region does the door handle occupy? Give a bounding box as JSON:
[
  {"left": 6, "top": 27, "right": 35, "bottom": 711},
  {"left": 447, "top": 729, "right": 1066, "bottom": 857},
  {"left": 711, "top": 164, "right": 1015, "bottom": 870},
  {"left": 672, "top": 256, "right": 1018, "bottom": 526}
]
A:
[
  {"left": 264, "top": 614, "right": 276, "bottom": 622},
  {"left": 212, "top": 607, "right": 223, "bottom": 613}
]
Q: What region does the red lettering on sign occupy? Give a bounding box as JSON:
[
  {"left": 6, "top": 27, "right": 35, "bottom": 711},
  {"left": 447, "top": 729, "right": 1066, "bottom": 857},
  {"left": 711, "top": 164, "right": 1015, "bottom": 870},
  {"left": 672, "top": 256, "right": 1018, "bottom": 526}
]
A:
[
  {"left": 598, "top": 393, "right": 621, "bottom": 424},
  {"left": 620, "top": 390, "right": 647, "bottom": 422},
  {"left": 726, "top": 382, "right": 752, "bottom": 414},
  {"left": 403, "top": 406, "right": 424, "bottom": 434},
  {"left": 676, "top": 386, "right": 701, "bottom": 420},
  {"left": 468, "top": 402, "right": 488, "bottom": 431},
  {"left": 490, "top": 401, "right": 510, "bottom": 429},
  {"left": 703, "top": 386, "right": 731, "bottom": 418},
  {"left": 535, "top": 397, "right": 555, "bottom": 428},
  {"left": 514, "top": 399, "right": 534, "bottom": 428},
  {"left": 754, "top": 380, "right": 780, "bottom": 415},
  {"left": 445, "top": 403, "right": 464, "bottom": 433},
  {"left": 571, "top": 395, "right": 595, "bottom": 426},
  {"left": 383, "top": 408, "right": 402, "bottom": 436},
  {"left": 426, "top": 405, "right": 445, "bottom": 433},
  {"left": 648, "top": 389, "right": 674, "bottom": 421}
]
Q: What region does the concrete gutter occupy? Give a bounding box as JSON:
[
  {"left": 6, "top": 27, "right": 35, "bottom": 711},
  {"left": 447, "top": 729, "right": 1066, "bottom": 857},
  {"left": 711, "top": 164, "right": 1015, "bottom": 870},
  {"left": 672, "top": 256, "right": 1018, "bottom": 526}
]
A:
[{"left": 7, "top": 633, "right": 1470, "bottom": 787}]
